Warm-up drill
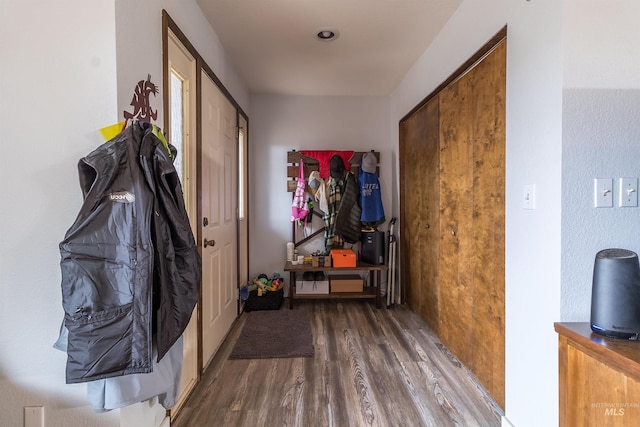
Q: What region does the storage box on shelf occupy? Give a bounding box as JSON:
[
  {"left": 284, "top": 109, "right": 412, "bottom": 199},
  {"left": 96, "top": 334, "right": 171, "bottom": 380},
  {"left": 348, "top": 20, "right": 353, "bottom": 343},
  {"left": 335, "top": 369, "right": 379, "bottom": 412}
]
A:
[
  {"left": 329, "top": 274, "right": 364, "bottom": 293},
  {"left": 311, "top": 255, "right": 327, "bottom": 267},
  {"left": 296, "top": 272, "right": 329, "bottom": 295},
  {"left": 330, "top": 249, "right": 357, "bottom": 267}
]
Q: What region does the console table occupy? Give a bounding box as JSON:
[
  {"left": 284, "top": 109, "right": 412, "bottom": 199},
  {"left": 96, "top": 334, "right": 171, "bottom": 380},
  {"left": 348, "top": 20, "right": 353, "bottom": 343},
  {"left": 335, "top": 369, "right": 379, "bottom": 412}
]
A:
[
  {"left": 284, "top": 261, "right": 388, "bottom": 309},
  {"left": 554, "top": 322, "right": 640, "bottom": 426}
]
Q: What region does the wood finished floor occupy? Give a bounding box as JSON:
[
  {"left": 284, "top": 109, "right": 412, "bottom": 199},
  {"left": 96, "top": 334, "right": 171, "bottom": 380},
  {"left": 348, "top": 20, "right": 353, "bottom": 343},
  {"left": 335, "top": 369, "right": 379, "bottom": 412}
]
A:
[{"left": 172, "top": 300, "right": 503, "bottom": 427}]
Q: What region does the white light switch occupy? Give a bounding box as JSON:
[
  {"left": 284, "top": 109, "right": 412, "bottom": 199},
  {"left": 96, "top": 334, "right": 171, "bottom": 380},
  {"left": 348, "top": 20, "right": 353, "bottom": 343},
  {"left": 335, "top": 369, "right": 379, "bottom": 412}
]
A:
[
  {"left": 619, "top": 177, "right": 638, "bottom": 207},
  {"left": 594, "top": 178, "right": 613, "bottom": 208}
]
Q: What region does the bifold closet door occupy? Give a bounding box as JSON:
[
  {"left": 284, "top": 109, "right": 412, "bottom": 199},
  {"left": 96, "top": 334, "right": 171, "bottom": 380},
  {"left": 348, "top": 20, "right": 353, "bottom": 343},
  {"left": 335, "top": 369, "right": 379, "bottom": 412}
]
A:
[
  {"left": 438, "top": 69, "right": 475, "bottom": 366},
  {"left": 468, "top": 40, "right": 506, "bottom": 407},
  {"left": 399, "top": 97, "right": 440, "bottom": 332},
  {"left": 438, "top": 40, "right": 506, "bottom": 409},
  {"left": 399, "top": 34, "right": 506, "bottom": 410}
]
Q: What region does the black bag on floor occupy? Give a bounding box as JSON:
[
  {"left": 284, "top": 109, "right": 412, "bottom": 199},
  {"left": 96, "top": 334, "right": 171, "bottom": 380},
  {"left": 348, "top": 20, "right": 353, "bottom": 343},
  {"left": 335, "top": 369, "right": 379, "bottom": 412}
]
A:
[{"left": 244, "top": 288, "right": 284, "bottom": 311}]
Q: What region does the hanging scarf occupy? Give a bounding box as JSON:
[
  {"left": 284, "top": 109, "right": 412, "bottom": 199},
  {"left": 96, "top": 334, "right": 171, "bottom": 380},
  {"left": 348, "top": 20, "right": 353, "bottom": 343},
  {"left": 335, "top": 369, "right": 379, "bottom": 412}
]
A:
[{"left": 291, "top": 158, "right": 309, "bottom": 224}]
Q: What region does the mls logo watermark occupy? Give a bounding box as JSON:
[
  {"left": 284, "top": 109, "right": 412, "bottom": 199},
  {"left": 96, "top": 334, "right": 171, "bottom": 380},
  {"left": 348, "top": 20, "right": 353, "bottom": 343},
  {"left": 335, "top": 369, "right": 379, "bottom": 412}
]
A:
[
  {"left": 604, "top": 407, "right": 625, "bottom": 416},
  {"left": 592, "top": 402, "right": 639, "bottom": 416}
]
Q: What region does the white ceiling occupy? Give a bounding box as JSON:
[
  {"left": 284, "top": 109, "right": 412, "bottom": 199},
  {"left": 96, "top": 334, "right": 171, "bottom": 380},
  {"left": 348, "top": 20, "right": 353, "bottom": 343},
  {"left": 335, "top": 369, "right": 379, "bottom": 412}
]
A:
[{"left": 196, "top": 0, "right": 463, "bottom": 96}]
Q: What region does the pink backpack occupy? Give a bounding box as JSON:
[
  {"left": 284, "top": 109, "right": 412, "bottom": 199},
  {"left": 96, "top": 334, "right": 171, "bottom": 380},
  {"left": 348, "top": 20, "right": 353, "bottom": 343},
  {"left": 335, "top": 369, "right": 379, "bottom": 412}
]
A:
[{"left": 291, "top": 158, "right": 309, "bottom": 223}]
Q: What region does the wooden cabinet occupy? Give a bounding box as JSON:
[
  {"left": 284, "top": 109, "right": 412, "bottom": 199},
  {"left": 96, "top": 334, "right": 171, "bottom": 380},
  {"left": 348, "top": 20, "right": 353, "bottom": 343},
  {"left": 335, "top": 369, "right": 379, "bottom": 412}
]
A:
[
  {"left": 555, "top": 322, "right": 640, "bottom": 426},
  {"left": 399, "top": 34, "right": 506, "bottom": 408}
]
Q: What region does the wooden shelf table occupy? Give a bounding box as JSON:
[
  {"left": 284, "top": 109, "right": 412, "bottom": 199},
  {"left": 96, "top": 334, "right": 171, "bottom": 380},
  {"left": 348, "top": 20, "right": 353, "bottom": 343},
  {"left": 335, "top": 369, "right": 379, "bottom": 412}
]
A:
[{"left": 284, "top": 261, "right": 388, "bottom": 309}]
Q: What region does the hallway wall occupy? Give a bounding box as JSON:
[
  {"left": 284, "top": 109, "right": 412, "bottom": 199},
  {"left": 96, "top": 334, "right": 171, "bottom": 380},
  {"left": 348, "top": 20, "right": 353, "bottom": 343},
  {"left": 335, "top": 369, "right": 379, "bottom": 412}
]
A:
[
  {"left": 0, "top": 0, "right": 248, "bottom": 426},
  {"left": 248, "top": 94, "right": 391, "bottom": 279},
  {"left": 1, "top": 1, "right": 120, "bottom": 426},
  {"left": 560, "top": 1, "right": 640, "bottom": 322}
]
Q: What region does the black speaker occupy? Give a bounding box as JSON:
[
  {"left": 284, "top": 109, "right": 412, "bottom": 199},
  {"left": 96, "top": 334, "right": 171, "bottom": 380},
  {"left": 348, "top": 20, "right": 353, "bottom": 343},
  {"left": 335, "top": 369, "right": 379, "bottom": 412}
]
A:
[
  {"left": 590, "top": 248, "right": 640, "bottom": 339},
  {"left": 361, "top": 231, "right": 386, "bottom": 265}
]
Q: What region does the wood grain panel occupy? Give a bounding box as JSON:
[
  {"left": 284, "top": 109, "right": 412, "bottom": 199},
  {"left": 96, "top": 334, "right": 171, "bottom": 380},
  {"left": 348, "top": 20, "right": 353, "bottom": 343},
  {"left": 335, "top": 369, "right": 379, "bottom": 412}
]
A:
[
  {"left": 469, "top": 40, "right": 506, "bottom": 409},
  {"left": 566, "top": 345, "right": 640, "bottom": 426},
  {"left": 399, "top": 116, "right": 423, "bottom": 317},
  {"left": 399, "top": 99, "right": 439, "bottom": 331},
  {"left": 420, "top": 98, "right": 441, "bottom": 331},
  {"left": 438, "top": 67, "right": 475, "bottom": 367},
  {"left": 559, "top": 334, "right": 569, "bottom": 427}
]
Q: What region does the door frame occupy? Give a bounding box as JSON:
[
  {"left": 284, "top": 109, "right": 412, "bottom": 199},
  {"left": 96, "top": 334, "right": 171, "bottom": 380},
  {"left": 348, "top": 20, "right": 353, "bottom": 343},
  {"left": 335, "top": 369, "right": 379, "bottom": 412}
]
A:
[
  {"left": 164, "top": 27, "right": 199, "bottom": 417},
  {"left": 162, "top": 5, "right": 250, "bottom": 402}
]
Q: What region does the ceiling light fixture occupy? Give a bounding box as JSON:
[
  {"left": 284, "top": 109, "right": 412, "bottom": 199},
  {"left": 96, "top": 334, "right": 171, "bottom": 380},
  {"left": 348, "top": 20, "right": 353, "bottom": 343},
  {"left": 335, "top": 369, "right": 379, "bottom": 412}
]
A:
[{"left": 315, "top": 27, "right": 340, "bottom": 42}]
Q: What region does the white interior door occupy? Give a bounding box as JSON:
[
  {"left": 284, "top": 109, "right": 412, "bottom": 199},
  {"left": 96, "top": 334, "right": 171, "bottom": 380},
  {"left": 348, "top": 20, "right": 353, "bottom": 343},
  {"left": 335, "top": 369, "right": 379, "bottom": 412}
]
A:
[
  {"left": 201, "top": 70, "right": 238, "bottom": 368},
  {"left": 166, "top": 32, "right": 199, "bottom": 416}
]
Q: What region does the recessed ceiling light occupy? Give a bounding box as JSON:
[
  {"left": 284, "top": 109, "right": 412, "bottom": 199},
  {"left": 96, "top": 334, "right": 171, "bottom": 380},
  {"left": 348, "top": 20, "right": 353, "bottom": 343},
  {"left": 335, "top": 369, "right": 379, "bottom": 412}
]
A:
[{"left": 315, "top": 27, "right": 340, "bottom": 42}]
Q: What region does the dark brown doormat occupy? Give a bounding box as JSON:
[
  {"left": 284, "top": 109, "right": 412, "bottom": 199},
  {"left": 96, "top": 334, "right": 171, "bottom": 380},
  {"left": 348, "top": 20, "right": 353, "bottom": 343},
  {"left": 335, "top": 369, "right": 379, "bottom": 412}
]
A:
[{"left": 229, "top": 309, "right": 314, "bottom": 359}]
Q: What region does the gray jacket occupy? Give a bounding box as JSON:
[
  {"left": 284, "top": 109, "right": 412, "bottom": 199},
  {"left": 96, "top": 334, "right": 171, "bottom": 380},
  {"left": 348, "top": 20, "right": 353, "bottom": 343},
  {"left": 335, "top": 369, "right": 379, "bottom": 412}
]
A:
[{"left": 58, "top": 121, "right": 200, "bottom": 384}]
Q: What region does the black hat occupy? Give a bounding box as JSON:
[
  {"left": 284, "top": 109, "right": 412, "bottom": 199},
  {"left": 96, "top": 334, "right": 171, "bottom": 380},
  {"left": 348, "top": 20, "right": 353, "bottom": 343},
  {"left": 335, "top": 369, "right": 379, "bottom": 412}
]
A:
[{"left": 329, "top": 154, "right": 346, "bottom": 178}]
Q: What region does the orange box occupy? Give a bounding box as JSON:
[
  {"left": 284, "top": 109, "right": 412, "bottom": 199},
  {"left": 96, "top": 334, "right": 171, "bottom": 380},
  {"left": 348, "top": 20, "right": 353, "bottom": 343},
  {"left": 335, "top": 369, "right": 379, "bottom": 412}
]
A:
[{"left": 330, "top": 249, "right": 357, "bottom": 268}]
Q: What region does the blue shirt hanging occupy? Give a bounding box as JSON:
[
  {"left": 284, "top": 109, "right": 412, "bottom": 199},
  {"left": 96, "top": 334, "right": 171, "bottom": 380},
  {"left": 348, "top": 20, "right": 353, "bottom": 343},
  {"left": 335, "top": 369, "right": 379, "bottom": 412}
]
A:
[{"left": 359, "top": 152, "right": 385, "bottom": 228}]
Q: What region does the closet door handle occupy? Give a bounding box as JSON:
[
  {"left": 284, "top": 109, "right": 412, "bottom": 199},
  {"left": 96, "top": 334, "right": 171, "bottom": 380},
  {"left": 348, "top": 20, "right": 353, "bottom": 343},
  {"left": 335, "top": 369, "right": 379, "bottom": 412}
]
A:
[{"left": 204, "top": 238, "right": 215, "bottom": 248}]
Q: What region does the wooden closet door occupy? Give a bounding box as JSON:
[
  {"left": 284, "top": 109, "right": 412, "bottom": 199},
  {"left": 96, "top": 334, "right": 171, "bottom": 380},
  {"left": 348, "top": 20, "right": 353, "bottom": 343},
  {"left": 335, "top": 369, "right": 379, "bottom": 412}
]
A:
[
  {"left": 438, "top": 68, "right": 475, "bottom": 365},
  {"left": 399, "top": 109, "right": 424, "bottom": 319},
  {"left": 399, "top": 98, "right": 440, "bottom": 331},
  {"left": 469, "top": 40, "right": 506, "bottom": 407},
  {"left": 398, "top": 31, "right": 506, "bottom": 410},
  {"left": 439, "top": 40, "right": 506, "bottom": 408}
]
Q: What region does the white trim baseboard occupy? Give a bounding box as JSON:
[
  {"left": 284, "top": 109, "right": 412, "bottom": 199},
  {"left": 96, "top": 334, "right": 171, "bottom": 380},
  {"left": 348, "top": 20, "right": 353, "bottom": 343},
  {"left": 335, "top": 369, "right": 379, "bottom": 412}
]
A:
[{"left": 502, "top": 415, "right": 515, "bottom": 427}]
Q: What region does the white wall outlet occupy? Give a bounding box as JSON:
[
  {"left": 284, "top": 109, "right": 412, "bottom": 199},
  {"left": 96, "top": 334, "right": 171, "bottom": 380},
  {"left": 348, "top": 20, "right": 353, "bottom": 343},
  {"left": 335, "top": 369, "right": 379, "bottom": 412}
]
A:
[
  {"left": 24, "top": 406, "right": 44, "bottom": 427},
  {"left": 619, "top": 177, "right": 638, "bottom": 207},
  {"left": 523, "top": 184, "right": 536, "bottom": 209},
  {"left": 594, "top": 178, "right": 613, "bottom": 208}
]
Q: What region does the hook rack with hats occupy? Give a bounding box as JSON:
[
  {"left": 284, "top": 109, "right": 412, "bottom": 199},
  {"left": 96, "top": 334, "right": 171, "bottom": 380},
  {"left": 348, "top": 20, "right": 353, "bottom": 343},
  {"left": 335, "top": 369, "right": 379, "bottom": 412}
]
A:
[
  {"left": 286, "top": 149, "right": 381, "bottom": 248},
  {"left": 286, "top": 150, "right": 380, "bottom": 192},
  {"left": 285, "top": 149, "right": 386, "bottom": 309}
]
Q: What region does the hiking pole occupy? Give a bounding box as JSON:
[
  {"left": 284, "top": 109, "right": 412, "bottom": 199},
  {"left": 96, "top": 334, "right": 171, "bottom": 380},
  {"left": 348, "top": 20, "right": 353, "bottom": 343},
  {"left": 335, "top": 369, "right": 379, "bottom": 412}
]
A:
[{"left": 387, "top": 218, "right": 397, "bottom": 308}]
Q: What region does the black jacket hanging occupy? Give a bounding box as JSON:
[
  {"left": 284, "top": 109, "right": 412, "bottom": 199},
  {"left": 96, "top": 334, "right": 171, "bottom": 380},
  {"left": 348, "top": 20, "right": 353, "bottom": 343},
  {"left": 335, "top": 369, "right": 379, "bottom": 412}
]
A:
[
  {"left": 58, "top": 121, "right": 200, "bottom": 384},
  {"left": 334, "top": 171, "right": 362, "bottom": 244}
]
